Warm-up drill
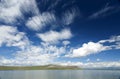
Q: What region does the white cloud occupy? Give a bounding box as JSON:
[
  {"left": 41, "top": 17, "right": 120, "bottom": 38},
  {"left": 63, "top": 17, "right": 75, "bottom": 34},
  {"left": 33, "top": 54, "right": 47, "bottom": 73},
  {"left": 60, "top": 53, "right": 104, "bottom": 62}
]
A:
[
  {"left": 62, "top": 40, "right": 70, "bottom": 45},
  {"left": 66, "top": 35, "right": 120, "bottom": 58},
  {"left": 0, "top": 0, "right": 39, "bottom": 24},
  {"left": 0, "top": 25, "right": 29, "bottom": 49},
  {"left": 66, "top": 42, "right": 111, "bottom": 57},
  {"left": 37, "top": 28, "right": 72, "bottom": 43},
  {"left": 26, "top": 12, "right": 56, "bottom": 31},
  {"left": 0, "top": 0, "right": 22, "bottom": 23}
]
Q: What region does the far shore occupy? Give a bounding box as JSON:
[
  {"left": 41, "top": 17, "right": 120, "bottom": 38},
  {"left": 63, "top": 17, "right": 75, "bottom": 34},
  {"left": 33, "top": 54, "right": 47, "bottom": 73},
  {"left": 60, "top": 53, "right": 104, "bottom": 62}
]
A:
[{"left": 0, "top": 65, "right": 81, "bottom": 70}]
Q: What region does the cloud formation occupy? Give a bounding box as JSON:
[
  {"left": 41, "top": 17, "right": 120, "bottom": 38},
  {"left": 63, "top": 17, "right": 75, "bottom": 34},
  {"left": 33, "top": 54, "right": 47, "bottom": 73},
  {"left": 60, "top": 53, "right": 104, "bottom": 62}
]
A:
[
  {"left": 37, "top": 29, "right": 72, "bottom": 43},
  {"left": 0, "top": 25, "right": 29, "bottom": 49},
  {"left": 0, "top": 0, "right": 120, "bottom": 67},
  {"left": 0, "top": 43, "right": 67, "bottom": 66},
  {"left": 26, "top": 8, "right": 79, "bottom": 31},
  {"left": 66, "top": 35, "right": 120, "bottom": 58},
  {"left": 11, "top": 44, "right": 66, "bottom": 66},
  {"left": 66, "top": 42, "right": 111, "bottom": 57},
  {"left": 0, "top": 0, "right": 79, "bottom": 31},
  {"left": 0, "top": 26, "right": 68, "bottom": 66},
  {"left": 26, "top": 12, "right": 56, "bottom": 31},
  {"left": 0, "top": 26, "right": 120, "bottom": 66},
  {"left": 0, "top": 25, "right": 120, "bottom": 66},
  {"left": 0, "top": 0, "right": 39, "bottom": 24}
]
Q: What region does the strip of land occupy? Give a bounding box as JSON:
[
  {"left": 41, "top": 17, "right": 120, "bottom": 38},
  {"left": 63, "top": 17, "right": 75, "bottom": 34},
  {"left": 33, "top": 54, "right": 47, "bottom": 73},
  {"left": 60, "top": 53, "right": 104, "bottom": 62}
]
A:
[{"left": 0, "top": 65, "right": 80, "bottom": 70}]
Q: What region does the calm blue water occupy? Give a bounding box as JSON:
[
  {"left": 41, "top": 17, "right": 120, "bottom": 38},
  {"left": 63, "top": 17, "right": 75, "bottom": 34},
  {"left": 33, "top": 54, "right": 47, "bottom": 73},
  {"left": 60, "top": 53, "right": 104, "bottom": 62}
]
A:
[{"left": 0, "top": 70, "right": 120, "bottom": 79}]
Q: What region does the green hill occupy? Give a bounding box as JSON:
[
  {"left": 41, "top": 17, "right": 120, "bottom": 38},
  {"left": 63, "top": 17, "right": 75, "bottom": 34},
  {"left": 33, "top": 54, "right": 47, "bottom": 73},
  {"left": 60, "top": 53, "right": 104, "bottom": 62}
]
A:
[{"left": 0, "top": 65, "right": 80, "bottom": 70}]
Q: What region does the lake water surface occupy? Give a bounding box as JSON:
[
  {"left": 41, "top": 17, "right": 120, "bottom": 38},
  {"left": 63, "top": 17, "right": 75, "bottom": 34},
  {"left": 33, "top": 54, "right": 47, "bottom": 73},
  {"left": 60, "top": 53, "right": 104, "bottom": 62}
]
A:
[{"left": 0, "top": 70, "right": 120, "bottom": 79}]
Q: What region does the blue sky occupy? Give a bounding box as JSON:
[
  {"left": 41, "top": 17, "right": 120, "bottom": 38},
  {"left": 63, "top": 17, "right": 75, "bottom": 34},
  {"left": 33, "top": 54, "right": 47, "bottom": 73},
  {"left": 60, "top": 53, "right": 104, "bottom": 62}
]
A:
[{"left": 0, "top": 0, "right": 120, "bottom": 67}]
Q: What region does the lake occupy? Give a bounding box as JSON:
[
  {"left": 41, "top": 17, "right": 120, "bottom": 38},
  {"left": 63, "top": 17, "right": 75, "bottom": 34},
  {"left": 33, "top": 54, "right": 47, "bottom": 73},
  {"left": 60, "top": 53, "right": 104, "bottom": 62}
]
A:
[{"left": 0, "top": 70, "right": 120, "bottom": 79}]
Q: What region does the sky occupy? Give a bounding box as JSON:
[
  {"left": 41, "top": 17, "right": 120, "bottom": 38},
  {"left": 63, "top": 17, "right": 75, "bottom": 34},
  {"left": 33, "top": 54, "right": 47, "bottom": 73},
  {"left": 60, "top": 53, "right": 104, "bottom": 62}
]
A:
[{"left": 0, "top": 0, "right": 120, "bottom": 68}]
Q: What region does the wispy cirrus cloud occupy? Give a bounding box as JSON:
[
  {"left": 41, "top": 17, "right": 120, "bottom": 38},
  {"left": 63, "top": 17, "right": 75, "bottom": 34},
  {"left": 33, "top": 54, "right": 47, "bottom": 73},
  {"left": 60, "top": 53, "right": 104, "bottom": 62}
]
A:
[
  {"left": 62, "top": 7, "right": 79, "bottom": 25},
  {"left": 26, "top": 12, "right": 56, "bottom": 31},
  {"left": 89, "top": 3, "right": 120, "bottom": 19},
  {"left": 99, "top": 35, "right": 120, "bottom": 49},
  {"left": 0, "top": 0, "right": 80, "bottom": 31},
  {"left": 26, "top": 7, "right": 79, "bottom": 31},
  {"left": 47, "top": 0, "right": 61, "bottom": 10}
]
